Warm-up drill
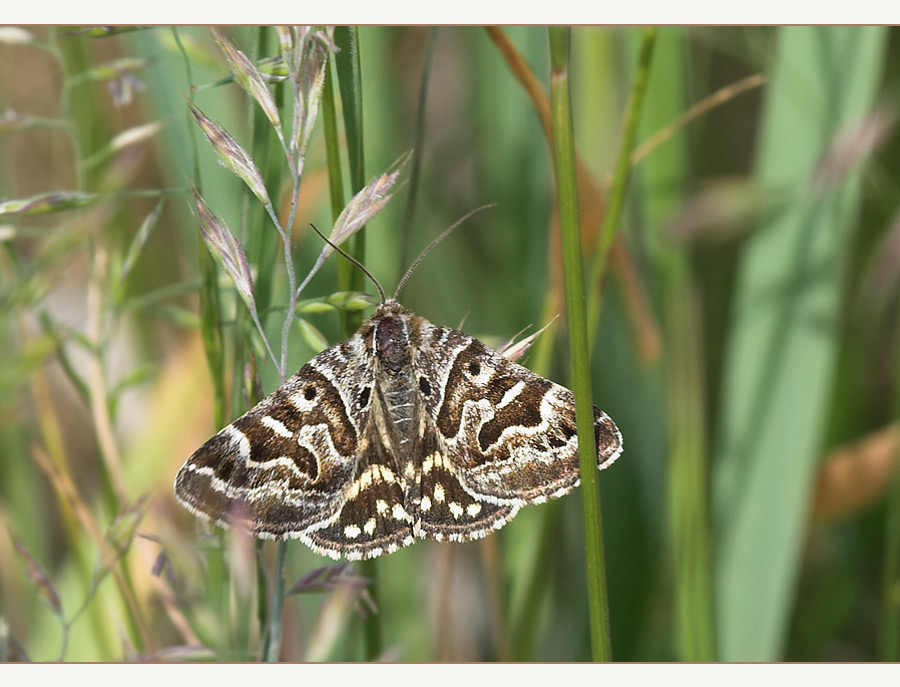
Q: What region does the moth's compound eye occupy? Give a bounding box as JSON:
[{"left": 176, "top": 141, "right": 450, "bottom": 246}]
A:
[
  {"left": 304, "top": 386, "right": 317, "bottom": 401},
  {"left": 358, "top": 386, "right": 371, "bottom": 408},
  {"left": 419, "top": 377, "right": 432, "bottom": 396}
]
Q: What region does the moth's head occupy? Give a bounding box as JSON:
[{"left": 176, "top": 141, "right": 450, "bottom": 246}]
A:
[{"left": 372, "top": 300, "right": 411, "bottom": 376}]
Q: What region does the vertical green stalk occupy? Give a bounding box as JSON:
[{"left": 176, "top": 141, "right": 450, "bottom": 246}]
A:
[
  {"left": 334, "top": 27, "right": 365, "bottom": 192},
  {"left": 548, "top": 26, "right": 612, "bottom": 662},
  {"left": 664, "top": 262, "right": 717, "bottom": 661},
  {"left": 880, "top": 289, "right": 900, "bottom": 661},
  {"left": 262, "top": 28, "right": 291, "bottom": 662},
  {"left": 588, "top": 28, "right": 656, "bottom": 336},
  {"left": 334, "top": 26, "right": 367, "bottom": 335},
  {"left": 322, "top": 63, "right": 345, "bottom": 222},
  {"left": 264, "top": 539, "right": 287, "bottom": 661},
  {"left": 334, "top": 25, "right": 381, "bottom": 660},
  {"left": 399, "top": 27, "right": 438, "bottom": 271},
  {"left": 882, "top": 439, "right": 900, "bottom": 662},
  {"left": 240, "top": 28, "right": 279, "bottom": 661},
  {"left": 328, "top": 50, "right": 353, "bottom": 312}
]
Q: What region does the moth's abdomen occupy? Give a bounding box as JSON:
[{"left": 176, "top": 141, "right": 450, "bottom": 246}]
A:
[{"left": 382, "top": 380, "right": 417, "bottom": 441}]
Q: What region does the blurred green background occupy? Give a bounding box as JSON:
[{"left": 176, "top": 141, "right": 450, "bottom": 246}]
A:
[{"left": 1, "top": 26, "right": 899, "bottom": 662}]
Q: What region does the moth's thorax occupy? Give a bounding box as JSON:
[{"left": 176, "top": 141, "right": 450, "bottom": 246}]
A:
[
  {"left": 374, "top": 315, "right": 411, "bottom": 376},
  {"left": 367, "top": 300, "right": 420, "bottom": 376}
]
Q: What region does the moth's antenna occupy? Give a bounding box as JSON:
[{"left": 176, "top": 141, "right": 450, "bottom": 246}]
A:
[
  {"left": 393, "top": 203, "right": 496, "bottom": 299},
  {"left": 309, "top": 224, "right": 387, "bottom": 303}
]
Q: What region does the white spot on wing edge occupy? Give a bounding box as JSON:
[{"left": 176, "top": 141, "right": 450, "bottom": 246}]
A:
[{"left": 295, "top": 522, "right": 417, "bottom": 562}]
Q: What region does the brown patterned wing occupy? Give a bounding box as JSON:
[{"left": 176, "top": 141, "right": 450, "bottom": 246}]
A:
[
  {"left": 405, "top": 418, "right": 518, "bottom": 543},
  {"left": 174, "top": 337, "right": 414, "bottom": 559},
  {"left": 299, "top": 423, "right": 415, "bottom": 560},
  {"left": 413, "top": 324, "right": 622, "bottom": 508}
]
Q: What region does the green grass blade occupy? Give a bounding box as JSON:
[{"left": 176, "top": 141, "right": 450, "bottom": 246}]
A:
[
  {"left": 880, "top": 260, "right": 900, "bottom": 661},
  {"left": 632, "top": 27, "right": 717, "bottom": 661},
  {"left": 334, "top": 26, "right": 368, "bottom": 336},
  {"left": 665, "top": 267, "right": 717, "bottom": 662},
  {"left": 713, "top": 26, "right": 887, "bottom": 661},
  {"left": 549, "top": 26, "right": 612, "bottom": 662},
  {"left": 588, "top": 28, "right": 655, "bottom": 317},
  {"left": 322, "top": 62, "right": 345, "bottom": 222},
  {"left": 399, "top": 27, "right": 438, "bottom": 271},
  {"left": 334, "top": 25, "right": 381, "bottom": 660}
]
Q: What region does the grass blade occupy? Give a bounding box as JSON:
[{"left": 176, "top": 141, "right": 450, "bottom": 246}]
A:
[
  {"left": 630, "top": 27, "right": 717, "bottom": 661},
  {"left": 334, "top": 25, "right": 381, "bottom": 660},
  {"left": 334, "top": 26, "right": 368, "bottom": 334},
  {"left": 713, "top": 26, "right": 887, "bottom": 661},
  {"left": 549, "top": 26, "right": 612, "bottom": 662},
  {"left": 880, "top": 211, "right": 900, "bottom": 661}
]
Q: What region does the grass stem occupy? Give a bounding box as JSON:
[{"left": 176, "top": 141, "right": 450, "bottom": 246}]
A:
[
  {"left": 264, "top": 540, "right": 288, "bottom": 661},
  {"left": 880, "top": 272, "right": 900, "bottom": 661},
  {"left": 588, "top": 28, "right": 656, "bottom": 337},
  {"left": 548, "top": 26, "right": 612, "bottom": 662},
  {"left": 334, "top": 26, "right": 382, "bottom": 660}
]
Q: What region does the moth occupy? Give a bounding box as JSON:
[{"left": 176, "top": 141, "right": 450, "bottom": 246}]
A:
[{"left": 175, "top": 235, "right": 622, "bottom": 560}]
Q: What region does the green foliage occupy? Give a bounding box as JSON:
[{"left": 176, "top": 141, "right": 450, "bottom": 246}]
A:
[
  {"left": 713, "top": 27, "right": 888, "bottom": 661},
  {"left": 1, "top": 25, "right": 898, "bottom": 663}
]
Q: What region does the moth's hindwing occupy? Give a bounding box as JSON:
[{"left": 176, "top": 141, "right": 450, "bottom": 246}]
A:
[
  {"left": 414, "top": 322, "right": 623, "bottom": 508},
  {"left": 300, "top": 422, "right": 415, "bottom": 560},
  {"left": 407, "top": 419, "right": 518, "bottom": 543}
]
